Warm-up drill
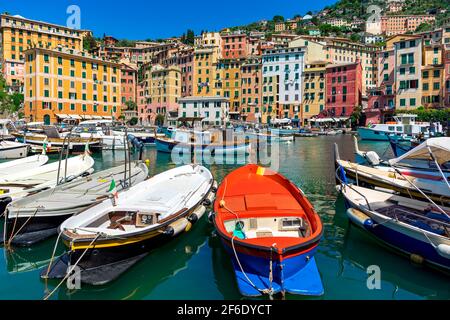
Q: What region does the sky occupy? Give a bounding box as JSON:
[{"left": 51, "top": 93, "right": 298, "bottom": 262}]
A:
[{"left": 1, "top": 0, "right": 337, "bottom": 40}]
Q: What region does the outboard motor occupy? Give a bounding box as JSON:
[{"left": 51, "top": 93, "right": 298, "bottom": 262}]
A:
[
  {"left": 127, "top": 134, "right": 144, "bottom": 159},
  {"left": 365, "top": 151, "right": 381, "bottom": 166}
]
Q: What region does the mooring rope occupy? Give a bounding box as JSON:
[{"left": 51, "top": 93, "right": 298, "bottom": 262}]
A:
[
  {"left": 6, "top": 208, "right": 39, "bottom": 250},
  {"left": 43, "top": 233, "right": 102, "bottom": 300}
]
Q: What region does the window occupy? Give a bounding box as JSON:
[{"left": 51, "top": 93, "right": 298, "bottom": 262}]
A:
[
  {"left": 409, "top": 67, "right": 415, "bottom": 74},
  {"left": 400, "top": 99, "right": 406, "bottom": 107},
  {"left": 410, "top": 98, "right": 416, "bottom": 107},
  {"left": 433, "top": 82, "right": 440, "bottom": 90},
  {"left": 44, "top": 66, "right": 49, "bottom": 73}
]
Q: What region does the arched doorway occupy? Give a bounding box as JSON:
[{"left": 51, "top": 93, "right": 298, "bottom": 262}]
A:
[{"left": 43, "top": 114, "right": 51, "bottom": 125}]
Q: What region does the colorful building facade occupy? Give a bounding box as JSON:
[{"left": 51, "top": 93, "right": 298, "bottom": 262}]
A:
[
  {"left": 24, "top": 47, "right": 121, "bottom": 124},
  {"left": 325, "top": 60, "right": 362, "bottom": 117}
]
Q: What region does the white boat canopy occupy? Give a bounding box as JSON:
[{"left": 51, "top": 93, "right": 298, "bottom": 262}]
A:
[{"left": 389, "top": 137, "right": 450, "bottom": 166}]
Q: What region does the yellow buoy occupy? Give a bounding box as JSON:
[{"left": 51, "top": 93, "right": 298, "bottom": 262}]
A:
[
  {"left": 145, "top": 159, "right": 150, "bottom": 166},
  {"left": 185, "top": 221, "right": 192, "bottom": 232},
  {"left": 410, "top": 254, "right": 424, "bottom": 265},
  {"left": 219, "top": 200, "right": 226, "bottom": 208}
]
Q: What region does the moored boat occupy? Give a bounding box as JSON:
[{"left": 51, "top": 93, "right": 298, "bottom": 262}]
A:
[
  {"left": 0, "top": 153, "right": 48, "bottom": 177},
  {"left": 42, "top": 164, "right": 216, "bottom": 286},
  {"left": 0, "top": 141, "right": 29, "bottom": 159},
  {"left": 4, "top": 162, "right": 149, "bottom": 247},
  {"left": 212, "top": 164, "right": 324, "bottom": 297},
  {"left": 0, "top": 151, "right": 94, "bottom": 214},
  {"left": 335, "top": 143, "right": 450, "bottom": 206},
  {"left": 155, "top": 136, "right": 251, "bottom": 155},
  {"left": 337, "top": 183, "right": 450, "bottom": 273}
]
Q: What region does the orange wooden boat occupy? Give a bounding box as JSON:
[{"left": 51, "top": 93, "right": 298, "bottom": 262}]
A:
[{"left": 212, "top": 164, "right": 324, "bottom": 297}]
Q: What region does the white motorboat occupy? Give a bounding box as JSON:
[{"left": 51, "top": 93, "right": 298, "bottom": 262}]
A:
[
  {"left": 0, "top": 152, "right": 95, "bottom": 213},
  {"left": 0, "top": 154, "right": 48, "bottom": 177},
  {"left": 43, "top": 164, "right": 216, "bottom": 286},
  {"left": 4, "top": 162, "right": 149, "bottom": 246},
  {"left": 0, "top": 141, "right": 29, "bottom": 159}
]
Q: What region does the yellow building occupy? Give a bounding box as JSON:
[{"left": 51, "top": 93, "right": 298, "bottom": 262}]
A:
[
  {"left": 261, "top": 72, "right": 279, "bottom": 124},
  {"left": 302, "top": 62, "right": 327, "bottom": 123},
  {"left": 193, "top": 47, "right": 219, "bottom": 96},
  {"left": 0, "top": 14, "right": 84, "bottom": 89},
  {"left": 421, "top": 44, "right": 445, "bottom": 108},
  {"left": 24, "top": 47, "right": 121, "bottom": 124},
  {"left": 147, "top": 64, "right": 181, "bottom": 114},
  {"left": 216, "top": 58, "right": 243, "bottom": 118}
]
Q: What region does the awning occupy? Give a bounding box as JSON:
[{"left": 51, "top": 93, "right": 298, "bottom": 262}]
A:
[
  {"left": 102, "top": 116, "right": 113, "bottom": 120},
  {"left": 92, "top": 116, "right": 103, "bottom": 120},
  {"left": 308, "top": 117, "right": 349, "bottom": 123},
  {"left": 70, "top": 115, "right": 82, "bottom": 120},
  {"left": 389, "top": 137, "right": 450, "bottom": 167},
  {"left": 272, "top": 118, "right": 291, "bottom": 125},
  {"left": 82, "top": 115, "right": 93, "bottom": 120},
  {"left": 56, "top": 114, "right": 70, "bottom": 119}
]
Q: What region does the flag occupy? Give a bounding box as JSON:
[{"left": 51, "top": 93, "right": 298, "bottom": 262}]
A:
[{"left": 108, "top": 178, "right": 118, "bottom": 200}]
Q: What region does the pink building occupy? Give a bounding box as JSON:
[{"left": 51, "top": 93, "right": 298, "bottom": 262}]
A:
[
  {"left": 325, "top": 60, "right": 362, "bottom": 117},
  {"left": 137, "top": 81, "right": 150, "bottom": 124},
  {"left": 176, "top": 48, "right": 194, "bottom": 97},
  {"left": 221, "top": 33, "right": 248, "bottom": 59},
  {"left": 365, "top": 48, "right": 396, "bottom": 124}
]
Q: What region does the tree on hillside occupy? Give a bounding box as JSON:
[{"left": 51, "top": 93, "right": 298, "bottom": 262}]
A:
[
  {"left": 83, "top": 34, "right": 98, "bottom": 51},
  {"left": 272, "top": 15, "right": 285, "bottom": 23},
  {"left": 415, "top": 23, "right": 433, "bottom": 33},
  {"left": 184, "top": 29, "right": 195, "bottom": 45}
]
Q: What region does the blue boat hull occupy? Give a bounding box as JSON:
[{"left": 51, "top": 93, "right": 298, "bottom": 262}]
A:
[
  {"left": 344, "top": 203, "right": 450, "bottom": 272},
  {"left": 155, "top": 139, "right": 250, "bottom": 155},
  {"left": 357, "top": 127, "right": 408, "bottom": 141},
  {"left": 222, "top": 241, "right": 324, "bottom": 297},
  {"left": 389, "top": 140, "right": 412, "bottom": 157}
]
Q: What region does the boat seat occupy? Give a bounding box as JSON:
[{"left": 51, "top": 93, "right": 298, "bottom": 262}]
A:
[{"left": 255, "top": 228, "right": 273, "bottom": 238}]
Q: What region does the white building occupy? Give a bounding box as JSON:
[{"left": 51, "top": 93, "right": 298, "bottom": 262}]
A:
[
  {"left": 178, "top": 96, "right": 230, "bottom": 126},
  {"left": 262, "top": 47, "right": 306, "bottom": 119},
  {"left": 363, "top": 34, "right": 385, "bottom": 44},
  {"left": 366, "top": 21, "right": 382, "bottom": 35}
]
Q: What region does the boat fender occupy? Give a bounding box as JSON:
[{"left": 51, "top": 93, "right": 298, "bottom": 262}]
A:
[
  {"left": 346, "top": 208, "right": 374, "bottom": 229},
  {"left": 436, "top": 244, "right": 450, "bottom": 259},
  {"left": 206, "top": 191, "right": 216, "bottom": 204},
  {"left": 410, "top": 254, "right": 424, "bottom": 265},
  {"left": 188, "top": 206, "right": 206, "bottom": 224},
  {"left": 164, "top": 218, "right": 190, "bottom": 237},
  {"left": 208, "top": 212, "right": 215, "bottom": 223},
  {"left": 212, "top": 181, "right": 218, "bottom": 193}
]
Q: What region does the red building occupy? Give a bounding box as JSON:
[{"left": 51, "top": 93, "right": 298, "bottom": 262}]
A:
[
  {"left": 104, "top": 35, "right": 119, "bottom": 47},
  {"left": 221, "top": 33, "right": 248, "bottom": 59},
  {"left": 120, "top": 63, "right": 138, "bottom": 108},
  {"left": 325, "top": 60, "right": 362, "bottom": 117}
]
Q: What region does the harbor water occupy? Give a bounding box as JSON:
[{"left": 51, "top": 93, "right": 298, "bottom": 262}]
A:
[{"left": 1, "top": 135, "right": 449, "bottom": 300}]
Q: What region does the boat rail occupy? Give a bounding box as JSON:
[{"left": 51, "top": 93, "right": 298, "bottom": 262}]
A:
[
  {"left": 387, "top": 206, "right": 450, "bottom": 229},
  {"left": 335, "top": 166, "right": 372, "bottom": 211}
]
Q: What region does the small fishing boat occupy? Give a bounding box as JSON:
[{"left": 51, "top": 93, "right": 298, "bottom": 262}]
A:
[
  {"left": 13, "top": 126, "right": 102, "bottom": 153},
  {"left": 337, "top": 183, "right": 450, "bottom": 273},
  {"left": 4, "top": 162, "right": 149, "bottom": 246},
  {"left": 212, "top": 164, "right": 324, "bottom": 297},
  {"left": 42, "top": 164, "right": 216, "bottom": 286},
  {"left": 155, "top": 136, "right": 251, "bottom": 155},
  {"left": 0, "top": 153, "right": 48, "bottom": 177},
  {"left": 0, "top": 141, "right": 29, "bottom": 159},
  {"left": 335, "top": 143, "right": 450, "bottom": 206},
  {"left": 388, "top": 138, "right": 414, "bottom": 157},
  {"left": 0, "top": 151, "right": 94, "bottom": 214}
]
